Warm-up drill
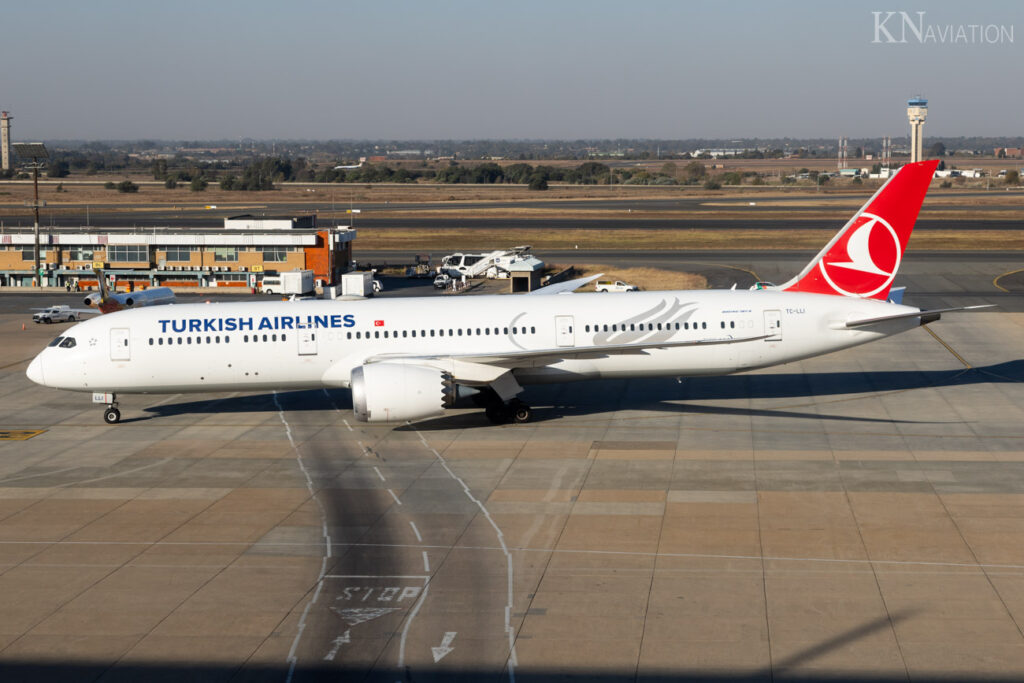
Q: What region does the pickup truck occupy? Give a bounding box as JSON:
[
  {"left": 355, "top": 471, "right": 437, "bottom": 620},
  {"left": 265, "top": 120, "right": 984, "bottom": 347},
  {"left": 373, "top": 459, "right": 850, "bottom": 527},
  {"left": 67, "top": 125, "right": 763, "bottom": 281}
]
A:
[
  {"left": 33, "top": 305, "right": 83, "bottom": 324},
  {"left": 595, "top": 280, "right": 639, "bottom": 293}
]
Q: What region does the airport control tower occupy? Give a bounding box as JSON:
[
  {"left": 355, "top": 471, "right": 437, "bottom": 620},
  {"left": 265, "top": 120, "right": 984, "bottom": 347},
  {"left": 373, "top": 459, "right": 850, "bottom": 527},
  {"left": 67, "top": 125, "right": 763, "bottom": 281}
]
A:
[
  {"left": 0, "top": 111, "right": 11, "bottom": 171},
  {"left": 907, "top": 97, "right": 927, "bottom": 163}
]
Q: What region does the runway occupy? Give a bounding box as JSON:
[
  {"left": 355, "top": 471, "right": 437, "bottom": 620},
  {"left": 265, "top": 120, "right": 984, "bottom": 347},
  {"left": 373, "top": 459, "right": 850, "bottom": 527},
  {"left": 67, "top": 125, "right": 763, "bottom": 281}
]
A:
[{"left": 1, "top": 261, "right": 1023, "bottom": 680}]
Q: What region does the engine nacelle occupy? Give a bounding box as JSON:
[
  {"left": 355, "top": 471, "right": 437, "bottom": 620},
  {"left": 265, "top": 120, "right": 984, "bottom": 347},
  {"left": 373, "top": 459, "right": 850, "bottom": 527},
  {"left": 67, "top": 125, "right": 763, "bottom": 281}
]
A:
[{"left": 351, "top": 363, "right": 455, "bottom": 423}]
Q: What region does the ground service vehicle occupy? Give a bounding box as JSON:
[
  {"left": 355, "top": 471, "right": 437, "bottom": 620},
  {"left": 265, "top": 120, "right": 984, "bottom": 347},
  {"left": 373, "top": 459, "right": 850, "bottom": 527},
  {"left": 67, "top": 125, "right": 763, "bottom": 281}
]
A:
[
  {"left": 262, "top": 270, "right": 314, "bottom": 295},
  {"left": 32, "top": 305, "right": 83, "bottom": 324},
  {"left": 595, "top": 280, "right": 638, "bottom": 292}
]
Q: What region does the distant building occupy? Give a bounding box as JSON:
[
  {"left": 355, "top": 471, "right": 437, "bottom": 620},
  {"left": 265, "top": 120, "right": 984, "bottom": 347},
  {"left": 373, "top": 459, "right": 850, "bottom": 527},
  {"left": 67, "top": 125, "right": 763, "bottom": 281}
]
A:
[
  {"left": 995, "top": 147, "right": 1023, "bottom": 159},
  {"left": 0, "top": 222, "right": 356, "bottom": 288},
  {"left": 224, "top": 214, "right": 317, "bottom": 231}
]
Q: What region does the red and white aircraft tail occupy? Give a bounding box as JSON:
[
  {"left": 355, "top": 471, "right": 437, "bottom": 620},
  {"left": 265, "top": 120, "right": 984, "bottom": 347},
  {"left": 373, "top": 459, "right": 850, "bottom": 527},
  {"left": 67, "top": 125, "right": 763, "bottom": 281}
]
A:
[{"left": 780, "top": 160, "right": 939, "bottom": 300}]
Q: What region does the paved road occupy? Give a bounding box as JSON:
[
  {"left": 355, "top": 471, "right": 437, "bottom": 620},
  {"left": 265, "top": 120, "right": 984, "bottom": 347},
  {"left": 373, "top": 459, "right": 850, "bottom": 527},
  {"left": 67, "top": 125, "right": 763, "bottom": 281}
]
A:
[{"left": 3, "top": 301, "right": 1024, "bottom": 680}]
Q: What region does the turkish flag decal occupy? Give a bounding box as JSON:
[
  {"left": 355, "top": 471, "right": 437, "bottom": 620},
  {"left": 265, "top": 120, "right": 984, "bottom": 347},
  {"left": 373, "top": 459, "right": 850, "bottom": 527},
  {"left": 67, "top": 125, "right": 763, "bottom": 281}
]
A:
[{"left": 374, "top": 320, "right": 385, "bottom": 327}]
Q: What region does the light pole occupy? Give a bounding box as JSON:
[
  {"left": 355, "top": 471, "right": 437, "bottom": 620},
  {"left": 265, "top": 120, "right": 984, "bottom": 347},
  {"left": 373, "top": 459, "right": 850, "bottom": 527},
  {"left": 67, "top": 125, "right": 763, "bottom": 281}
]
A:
[{"left": 12, "top": 143, "right": 49, "bottom": 287}]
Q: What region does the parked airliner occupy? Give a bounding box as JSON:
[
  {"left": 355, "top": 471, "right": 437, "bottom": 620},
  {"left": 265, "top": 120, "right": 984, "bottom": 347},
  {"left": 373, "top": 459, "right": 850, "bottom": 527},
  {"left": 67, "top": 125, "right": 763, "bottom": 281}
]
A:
[
  {"left": 84, "top": 268, "right": 175, "bottom": 314},
  {"left": 27, "top": 160, "right": 985, "bottom": 425}
]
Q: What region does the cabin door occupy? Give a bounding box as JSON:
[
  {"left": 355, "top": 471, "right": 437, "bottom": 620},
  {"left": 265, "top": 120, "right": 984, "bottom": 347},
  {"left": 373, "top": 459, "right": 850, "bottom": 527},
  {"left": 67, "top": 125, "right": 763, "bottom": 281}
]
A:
[
  {"left": 764, "top": 310, "right": 782, "bottom": 341},
  {"left": 110, "top": 328, "right": 131, "bottom": 361},
  {"left": 297, "top": 327, "right": 318, "bottom": 356},
  {"left": 555, "top": 315, "right": 575, "bottom": 347}
]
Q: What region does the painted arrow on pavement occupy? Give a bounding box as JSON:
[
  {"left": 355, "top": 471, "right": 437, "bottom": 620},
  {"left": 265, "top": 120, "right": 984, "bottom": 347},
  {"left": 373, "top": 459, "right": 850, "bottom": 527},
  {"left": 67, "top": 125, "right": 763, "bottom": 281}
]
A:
[{"left": 431, "top": 631, "right": 457, "bottom": 663}]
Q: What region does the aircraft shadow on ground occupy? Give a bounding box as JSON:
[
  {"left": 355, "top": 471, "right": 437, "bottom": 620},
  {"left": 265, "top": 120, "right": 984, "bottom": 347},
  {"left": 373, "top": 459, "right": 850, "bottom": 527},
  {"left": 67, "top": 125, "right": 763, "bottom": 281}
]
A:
[
  {"left": 0, "top": 664, "right": 983, "bottom": 683},
  {"left": 0, "top": 610, "right": 988, "bottom": 683},
  {"left": 142, "top": 361, "right": 1023, "bottom": 428}
]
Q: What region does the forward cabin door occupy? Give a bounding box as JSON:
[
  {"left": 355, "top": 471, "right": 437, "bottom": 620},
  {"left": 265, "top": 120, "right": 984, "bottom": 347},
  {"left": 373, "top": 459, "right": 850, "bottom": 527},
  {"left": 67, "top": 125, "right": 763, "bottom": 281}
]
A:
[
  {"left": 764, "top": 310, "right": 782, "bottom": 341},
  {"left": 297, "top": 327, "right": 318, "bottom": 356},
  {"left": 555, "top": 315, "right": 575, "bottom": 347},
  {"left": 110, "top": 328, "right": 131, "bottom": 361}
]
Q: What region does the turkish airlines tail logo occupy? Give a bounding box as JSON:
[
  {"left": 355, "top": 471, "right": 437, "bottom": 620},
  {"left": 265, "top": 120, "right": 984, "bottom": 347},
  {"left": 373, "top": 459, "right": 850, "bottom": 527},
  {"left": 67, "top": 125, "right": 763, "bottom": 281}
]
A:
[{"left": 782, "top": 160, "right": 938, "bottom": 300}]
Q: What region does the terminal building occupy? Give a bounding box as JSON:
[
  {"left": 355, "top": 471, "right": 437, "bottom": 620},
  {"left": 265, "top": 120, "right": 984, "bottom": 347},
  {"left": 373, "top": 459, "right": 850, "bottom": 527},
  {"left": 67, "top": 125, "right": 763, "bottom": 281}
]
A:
[{"left": 0, "top": 215, "right": 356, "bottom": 288}]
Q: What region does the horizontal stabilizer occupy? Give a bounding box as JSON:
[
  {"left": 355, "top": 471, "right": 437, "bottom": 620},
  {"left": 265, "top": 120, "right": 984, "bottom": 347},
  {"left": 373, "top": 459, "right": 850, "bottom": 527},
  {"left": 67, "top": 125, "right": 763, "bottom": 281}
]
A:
[{"left": 844, "top": 304, "right": 994, "bottom": 329}]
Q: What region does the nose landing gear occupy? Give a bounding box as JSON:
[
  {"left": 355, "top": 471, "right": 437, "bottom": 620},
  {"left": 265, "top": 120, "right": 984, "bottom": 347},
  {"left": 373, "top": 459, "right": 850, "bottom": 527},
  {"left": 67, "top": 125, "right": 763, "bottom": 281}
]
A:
[{"left": 97, "top": 393, "right": 121, "bottom": 424}]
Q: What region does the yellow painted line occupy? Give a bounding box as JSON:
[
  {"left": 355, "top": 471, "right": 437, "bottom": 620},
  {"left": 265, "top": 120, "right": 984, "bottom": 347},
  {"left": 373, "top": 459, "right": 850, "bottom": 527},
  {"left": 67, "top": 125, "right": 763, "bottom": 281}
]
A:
[
  {"left": 993, "top": 267, "right": 1024, "bottom": 293},
  {"left": 0, "top": 357, "right": 33, "bottom": 371},
  {"left": 0, "top": 429, "right": 45, "bottom": 441},
  {"left": 922, "top": 326, "right": 972, "bottom": 369}
]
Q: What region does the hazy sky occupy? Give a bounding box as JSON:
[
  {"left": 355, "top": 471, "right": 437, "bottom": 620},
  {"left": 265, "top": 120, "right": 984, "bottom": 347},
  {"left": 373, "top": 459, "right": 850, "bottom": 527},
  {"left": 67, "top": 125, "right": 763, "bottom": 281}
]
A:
[{"left": 3, "top": 0, "right": 1021, "bottom": 140}]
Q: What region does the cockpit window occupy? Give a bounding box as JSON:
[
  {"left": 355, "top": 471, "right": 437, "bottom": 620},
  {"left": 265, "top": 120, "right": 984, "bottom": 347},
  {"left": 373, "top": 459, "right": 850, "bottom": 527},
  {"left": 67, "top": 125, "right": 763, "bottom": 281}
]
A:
[
  {"left": 58, "top": 337, "right": 77, "bottom": 349},
  {"left": 48, "top": 336, "right": 65, "bottom": 347}
]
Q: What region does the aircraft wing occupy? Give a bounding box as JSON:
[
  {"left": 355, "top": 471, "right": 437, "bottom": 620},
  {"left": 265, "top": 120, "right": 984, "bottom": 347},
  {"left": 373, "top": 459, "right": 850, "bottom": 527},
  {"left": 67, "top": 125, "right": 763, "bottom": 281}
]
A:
[
  {"left": 528, "top": 273, "right": 603, "bottom": 295},
  {"left": 843, "top": 305, "right": 994, "bottom": 329},
  {"left": 365, "top": 332, "right": 771, "bottom": 368}
]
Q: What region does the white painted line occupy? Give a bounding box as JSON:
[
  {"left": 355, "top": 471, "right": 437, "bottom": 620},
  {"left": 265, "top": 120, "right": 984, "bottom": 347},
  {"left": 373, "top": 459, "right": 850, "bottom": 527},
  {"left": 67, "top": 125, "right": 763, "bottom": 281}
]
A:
[
  {"left": 55, "top": 458, "right": 173, "bottom": 489},
  {"left": 409, "top": 521, "right": 423, "bottom": 543},
  {"left": 0, "top": 464, "right": 93, "bottom": 486},
  {"left": 0, "top": 457, "right": 172, "bottom": 488},
  {"left": 413, "top": 426, "right": 517, "bottom": 683},
  {"left": 322, "top": 574, "right": 430, "bottom": 580},
  {"left": 275, "top": 391, "right": 332, "bottom": 682},
  {"left": 373, "top": 466, "right": 386, "bottom": 482},
  {"left": 145, "top": 393, "right": 181, "bottom": 409},
  {"left": 422, "top": 550, "right": 430, "bottom": 573},
  {"left": 387, "top": 488, "right": 402, "bottom": 505},
  {"left": 397, "top": 581, "right": 431, "bottom": 668},
  {"left": 342, "top": 419, "right": 353, "bottom": 432}
]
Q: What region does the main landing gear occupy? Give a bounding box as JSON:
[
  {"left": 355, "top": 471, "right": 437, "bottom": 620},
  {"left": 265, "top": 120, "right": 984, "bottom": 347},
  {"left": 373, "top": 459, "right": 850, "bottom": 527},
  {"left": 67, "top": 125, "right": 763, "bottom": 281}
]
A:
[
  {"left": 484, "top": 397, "right": 532, "bottom": 425},
  {"left": 101, "top": 394, "right": 121, "bottom": 424}
]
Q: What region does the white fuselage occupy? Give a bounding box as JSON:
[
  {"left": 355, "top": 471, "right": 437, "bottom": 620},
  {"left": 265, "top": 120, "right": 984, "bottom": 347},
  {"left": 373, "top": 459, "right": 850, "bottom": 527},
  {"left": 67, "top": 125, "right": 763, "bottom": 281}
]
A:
[{"left": 27, "top": 290, "right": 920, "bottom": 395}]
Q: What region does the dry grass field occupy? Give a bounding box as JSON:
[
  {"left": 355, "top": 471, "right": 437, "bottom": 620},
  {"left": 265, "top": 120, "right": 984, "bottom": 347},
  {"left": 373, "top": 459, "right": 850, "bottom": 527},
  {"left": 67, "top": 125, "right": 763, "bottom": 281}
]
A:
[
  {"left": 555, "top": 263, "right": 707, "bottom": 291},
  {"left": 2, "top": 173, "right": 1022, "bottom": 253},
  {"left": 352, "top": 227, "right": 1023, "bottom": 251}
]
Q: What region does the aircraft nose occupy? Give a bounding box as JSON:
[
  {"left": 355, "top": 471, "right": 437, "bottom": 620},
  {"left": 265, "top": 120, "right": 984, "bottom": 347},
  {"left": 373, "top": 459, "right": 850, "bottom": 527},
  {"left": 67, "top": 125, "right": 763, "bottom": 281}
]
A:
[{"left": 26, "top": 355, "right": 45, "bottom": 386}]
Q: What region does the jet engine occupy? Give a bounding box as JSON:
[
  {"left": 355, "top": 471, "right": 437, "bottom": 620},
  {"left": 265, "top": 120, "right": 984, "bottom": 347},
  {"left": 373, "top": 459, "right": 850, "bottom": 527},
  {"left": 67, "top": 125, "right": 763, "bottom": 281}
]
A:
[{"left": 351, "top": 363, "right": 456, "bottom": 423}]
